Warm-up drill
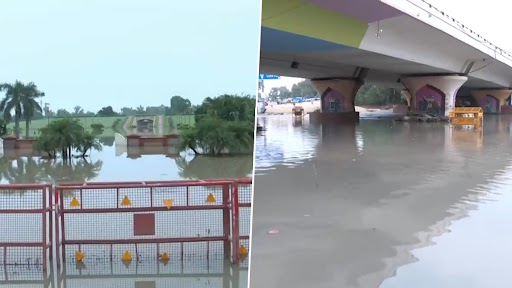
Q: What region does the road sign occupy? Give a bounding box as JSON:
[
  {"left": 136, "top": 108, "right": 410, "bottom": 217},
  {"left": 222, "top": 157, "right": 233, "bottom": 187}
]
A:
[{"left": 259, "top": 74, "right": 280, "bottom": 80}]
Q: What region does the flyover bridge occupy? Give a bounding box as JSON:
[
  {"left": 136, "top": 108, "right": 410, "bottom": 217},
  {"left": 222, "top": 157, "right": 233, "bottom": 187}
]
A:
[{"left": 260, "top": 0, "right": 512, "bottom": 118}]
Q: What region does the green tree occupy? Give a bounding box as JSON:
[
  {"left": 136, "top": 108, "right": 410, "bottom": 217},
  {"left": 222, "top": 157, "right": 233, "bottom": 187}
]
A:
[
  {"left": 268, "top": 86, "right": 291, "bottom": 101},
  {"left": 36, "top": 118, "right": 100, "bottom": 159},
  {"left": 290, "top": 80, "right": 318, "bottom": 98},
  {"left": 355, "top": 85, "right": 405, "bottom": 106},
  {"left": 76, "top": 130, "right": 102, "bottom": 157},
  {"left": 0, "top": 81, "right": 45, "bottom": 138},
  {"left": 56, "top": 109, "right": 71, "bottom": 117},
  {"left": 97, "top": 106, "right": 117, "bottom": 116},
  {"left": 170, "top": 96, "right": 192, "bottom": 115},
  {"left": 194, "top": 94, "right": 255, "bottom": 123},
  {"left": 178, "top": 94, "right": 255, "bottom": 156},
  {"left": 0, "top": 157, "right": 103, "bottom": 184},
  {"left": 145, "top": 105, "right": 167, "bottom": 115},
  {"left": 73, "top": 106, "right": 84, "bottom": 116},
  {"left": 43, "top": 104, "right": 55, "bottom": 117},
  {"left": 121, "top": 107, "right": 137, "bottom": 115},
  {"left": 22, "top": 97, "right": 44, "bottom": 139},
  {"left": 0, "top": 119, "right": 7, "bottom": 137}
]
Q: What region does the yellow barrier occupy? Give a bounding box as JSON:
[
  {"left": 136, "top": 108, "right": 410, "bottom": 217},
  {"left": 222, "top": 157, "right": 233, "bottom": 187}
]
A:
[
  {"left": 292, "top": 106, "right": 305, "bottom": 118},
  {"left": 449, "top": 107, "right": 483, "bottom": 128}
]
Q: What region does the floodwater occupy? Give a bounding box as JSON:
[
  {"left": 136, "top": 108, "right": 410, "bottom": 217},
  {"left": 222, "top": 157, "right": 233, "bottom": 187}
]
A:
[
  {"left": 0, "top": 141, "right": 253, "bottom": 184},
  {"left": 251, "top": 114, "right": 512, "bottom": 288},
  {"left": 0, "top": 141, "right": 252, "bottom": 288}
]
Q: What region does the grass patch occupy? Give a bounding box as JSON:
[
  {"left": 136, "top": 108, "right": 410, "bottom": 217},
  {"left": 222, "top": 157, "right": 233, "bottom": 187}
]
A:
[
  {"left": 8, "top": 116, "right": 127, "bottom": 137},
  {"left": 171, "top": 115, "right": 195, "bottom": 129}
]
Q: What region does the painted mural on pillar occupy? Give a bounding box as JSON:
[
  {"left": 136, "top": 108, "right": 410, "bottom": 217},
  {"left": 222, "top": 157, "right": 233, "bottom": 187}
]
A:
[
  {"left": 480, "top": 95, "right": 499, "bottom": 113},
  {"left": 321, "top": 89, "right": 345, "bottom": 112},
  {"left": 415, "top": 85, "right": 445, "bottom": 116}
]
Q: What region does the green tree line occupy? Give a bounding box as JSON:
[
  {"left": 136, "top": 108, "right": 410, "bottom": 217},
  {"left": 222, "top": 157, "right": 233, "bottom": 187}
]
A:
[
  {"left": 266, "top": 79, "right": 405, "bottom": 105},
  {"left": 178, "top": 94, "right": 255, "bottom": 156},
  {"left": 0, "top": 81, "right": 198, "bottom": 138}
]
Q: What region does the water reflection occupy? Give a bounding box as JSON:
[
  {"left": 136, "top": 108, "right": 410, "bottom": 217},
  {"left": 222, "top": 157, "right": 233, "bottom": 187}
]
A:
[
  {"left": 0, "top": 143, "right": 253, "bottom": 287},
  {"left": 255, "top": 116, "right": 318, "bottom": 171},
  {"left": 176, "top": 155, "right": 253, "bottom": 179},
  {"left": 1, "top": 259, "right": 248, "bottom": 288},
  {"left": 98, "top": 136, "right": 115, "bottom": 147},
  {"left": 0, "top": 145, "right": 252, "bottom": 184},
  {"left": 251, "top": 115, "right": 512, "bottom": 288},
  {"left": 0, "top": 157, "right": 102, "bottom": 184}
]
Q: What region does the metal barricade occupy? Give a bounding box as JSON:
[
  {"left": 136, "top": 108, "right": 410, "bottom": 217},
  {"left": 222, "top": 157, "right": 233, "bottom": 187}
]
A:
[
  {"left": 0, "top": 184, "right": 53, "bottom": 278},
  {"left": 231, "top": 179, "right": 252, "bottom": 265},
  {"left": 449, "top": 107, "right": 484, "bottom": 128},
  {"left": 55, "top": 179, "right": 252, "bottom": 267}
]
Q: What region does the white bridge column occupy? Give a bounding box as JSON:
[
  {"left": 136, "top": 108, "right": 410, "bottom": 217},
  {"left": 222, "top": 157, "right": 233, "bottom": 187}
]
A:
[
  {"left": 401, "top": 90, "right": 412, "bottom": 109},
  {"left": 310, "top": 79, "right": 363, "bottom": 113},
  {"left": 401, "top": 75, "right": 467, "bottom": 117},
  {"left": 470, "top": 89, "right": 512, "bottom": 113}
]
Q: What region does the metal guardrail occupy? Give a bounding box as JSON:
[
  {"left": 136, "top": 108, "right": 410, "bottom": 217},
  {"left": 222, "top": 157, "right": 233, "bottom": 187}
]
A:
[
  {"left": 0, "top": 184, "right": 53, "bottom": 275},
  {"left": 55, "top": 179, "right": 251, "bottom": 267},
  {"left": 0, "top": 178, "right": 252, "bottom": 285}
]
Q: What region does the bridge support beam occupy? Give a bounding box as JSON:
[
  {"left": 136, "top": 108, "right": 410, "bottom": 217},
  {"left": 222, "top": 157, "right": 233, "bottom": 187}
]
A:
[
  {"left": 401, "top": 90, "right": 412, "bottom": 109},
  {"left": 470, "top": 89, "right": 512, "bottom": 114},
  {"left": 309, "top": 78, "right": 363, "bottom": 123},
  {"left": 401, "top": 75, "right": 467, "bottom": 117}
]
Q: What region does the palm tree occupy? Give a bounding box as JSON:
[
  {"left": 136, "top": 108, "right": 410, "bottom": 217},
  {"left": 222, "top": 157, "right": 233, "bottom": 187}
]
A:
[
  {"left": 22, "top": 96, "right": 44, "bottom": 139},
  {"left": 37, "top": 118, "right": 84, "bottom": 159},
  {"left": 0, "top": 81, "right": 45, "bottom": 138},
  {"left": 76, "top": 130, "right": 102, "bottom": 157}
]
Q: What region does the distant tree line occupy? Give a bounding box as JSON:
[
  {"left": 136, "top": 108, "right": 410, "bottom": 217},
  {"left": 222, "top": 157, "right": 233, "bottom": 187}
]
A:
[
  {"left": 39, "top": 95, "right": 195, "bottom": 118},
  {"left": 0, "top": 80, "right": 197, "bottom": 137},
  {"left": 266, "top": 79, "right": 405, "bottom": 105}
]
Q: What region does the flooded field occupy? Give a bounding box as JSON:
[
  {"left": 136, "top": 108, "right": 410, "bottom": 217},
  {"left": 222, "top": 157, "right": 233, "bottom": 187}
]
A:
[
  {"left": 251, "top": 115, "right": 512, "bottom": 288},
  {"left": 0, "top": 142, "right": 253, "bottom": 184},
  {"left": 0, "top": 143, "right": 252, "bottom": 288}
]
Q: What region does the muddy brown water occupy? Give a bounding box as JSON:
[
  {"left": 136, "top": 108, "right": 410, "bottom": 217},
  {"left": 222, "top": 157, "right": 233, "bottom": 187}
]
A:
[{"left": 251, "top": 115, "right": 512, "bottom": 288}]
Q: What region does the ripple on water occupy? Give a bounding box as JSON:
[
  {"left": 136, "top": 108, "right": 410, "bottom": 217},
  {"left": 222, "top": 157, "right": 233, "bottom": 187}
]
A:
[
  {"left": 380, "top": 163, "right": 512, "bottom": 288},
  {"left": 252, "top": 114, "right": 512, "bottom": 288},
  {"left": 255, "top": 116, "right": 318, "bottom": 172}
]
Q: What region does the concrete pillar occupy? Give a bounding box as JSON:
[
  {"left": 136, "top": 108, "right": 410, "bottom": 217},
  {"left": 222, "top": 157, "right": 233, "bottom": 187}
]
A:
[
  {"left": 470, "top": 89, "right": 512, "bottom": 113},
  {"left": 310, "top": 79, "right": 363, "bottom": 113},
  {"left": 401, "top": 90, "right": 412, "bottom": 109},
  {"left": 401, "top": 75, "right": 467, "bottom": 117}
]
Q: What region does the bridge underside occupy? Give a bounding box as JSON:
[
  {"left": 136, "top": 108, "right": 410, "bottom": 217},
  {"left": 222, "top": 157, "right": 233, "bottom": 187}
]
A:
[
  {"left": 260, "top": 0, "right": 512, "bottom": 118},
  {"left": 260, "top": 27, "right": 502, "bottom": 89}
]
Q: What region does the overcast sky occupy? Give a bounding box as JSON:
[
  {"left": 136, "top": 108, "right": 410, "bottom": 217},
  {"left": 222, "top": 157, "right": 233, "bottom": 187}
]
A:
[
  {"left": 427, "top": 0, "right": 510, "bottom": 51},
  {"left": 0, "top": 0, "right": 261, "bottom": 112}
]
